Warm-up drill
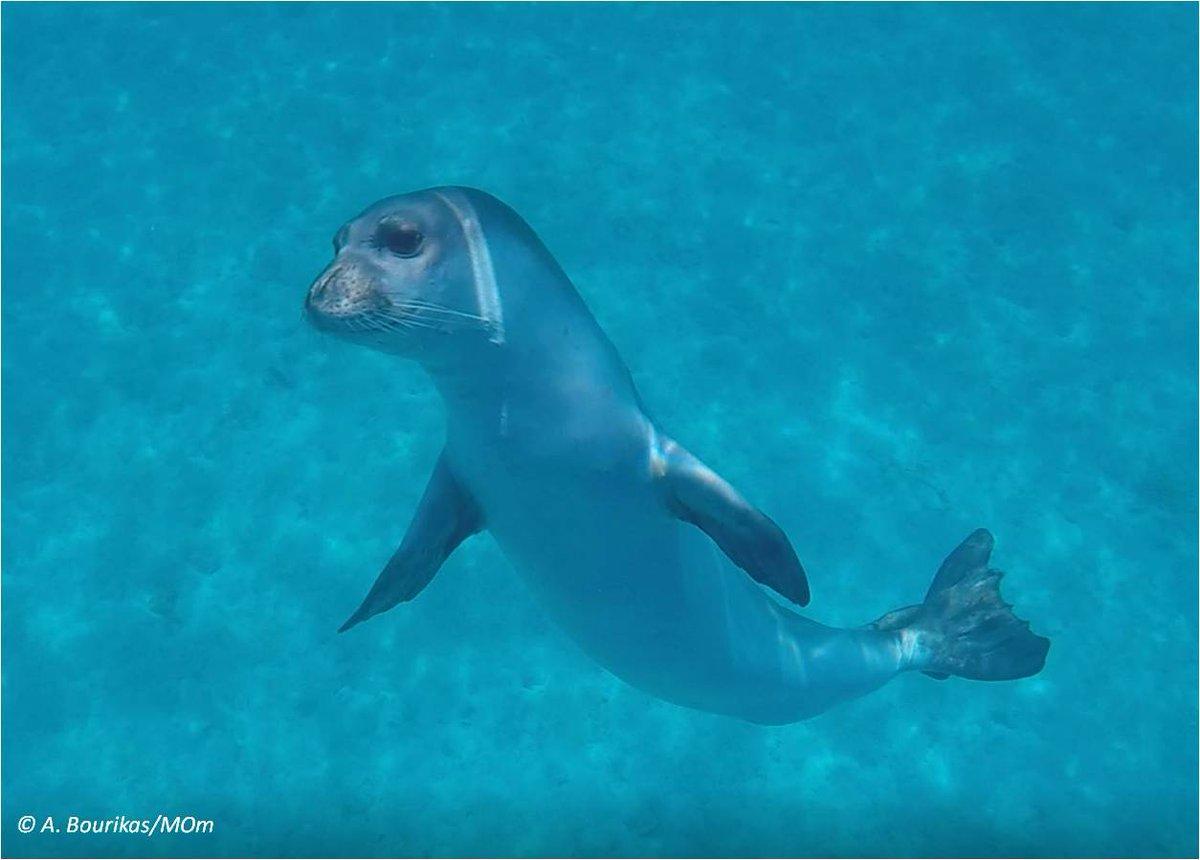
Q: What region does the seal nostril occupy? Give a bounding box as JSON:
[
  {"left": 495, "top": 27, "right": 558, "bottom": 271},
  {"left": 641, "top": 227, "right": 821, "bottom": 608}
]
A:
[
  {"left": 309, "top": 267, "right": 338, "bottom": 304},
  {"left": 306, "top": 276, "right": 331, "bottom": 318}
]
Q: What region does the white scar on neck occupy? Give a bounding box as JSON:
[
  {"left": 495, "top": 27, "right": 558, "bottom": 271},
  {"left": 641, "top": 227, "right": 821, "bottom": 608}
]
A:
[{"left": 434, "top": 190, "right": 505, "bottom": 345}]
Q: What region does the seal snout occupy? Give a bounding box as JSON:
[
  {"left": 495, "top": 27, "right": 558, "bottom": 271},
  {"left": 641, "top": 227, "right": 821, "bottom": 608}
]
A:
[{"left": 305, "top": 259, "right": 385, "bottom": 333}]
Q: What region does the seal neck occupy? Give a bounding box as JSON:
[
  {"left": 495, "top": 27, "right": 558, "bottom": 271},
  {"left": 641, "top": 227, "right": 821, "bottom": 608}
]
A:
[
  {"left": 419, "top": 278, "right": 635, "bottom": 443},
  {"left": 414, "top": 188, "right": 641, "bottom": 446}
]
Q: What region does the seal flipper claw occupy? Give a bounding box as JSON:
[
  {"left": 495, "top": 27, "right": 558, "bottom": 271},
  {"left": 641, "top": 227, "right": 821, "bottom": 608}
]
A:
[
  {"left": 654, "top": 436, "right": 809, "bottom": 606},
  {"left": 338, "top": 453, "right": 483, "bottom": 633}
]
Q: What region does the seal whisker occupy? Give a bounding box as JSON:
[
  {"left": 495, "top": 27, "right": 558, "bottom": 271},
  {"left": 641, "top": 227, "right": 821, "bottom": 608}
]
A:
[
  {"left": 366, "top": 310, "right": 437, "bottom": 333},
  {"left": 384, "top": 313, "right": 439, "bottom": 331},
  {"left": 373, "top": 307, "right": 467, "bottom": 333},
  {"left": 393, "top": 306, "right": 490, "bottom": 327},
  {"left": 394, "top": 298, "right": 487, "bottom": 316},
  {"left": 396, "top": 300, "right": 489, "bottom": 321},
  {"left": 360, "top": 311, "right": 404, "bottom": 332}
]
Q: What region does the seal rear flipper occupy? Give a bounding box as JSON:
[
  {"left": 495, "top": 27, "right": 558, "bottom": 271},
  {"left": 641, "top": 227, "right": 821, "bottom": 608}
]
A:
[
  {"left": 654, "top": 435, "right": 809, "bottom": 606},
  {"left": 338, "top": 454, "right": 483, "bottom": 633},
  {"left": 887, "top": 529, "right": 1050, "bottom": 681},
  {"left": 924, "top": 527, "right": 996, "bottom": 602}
]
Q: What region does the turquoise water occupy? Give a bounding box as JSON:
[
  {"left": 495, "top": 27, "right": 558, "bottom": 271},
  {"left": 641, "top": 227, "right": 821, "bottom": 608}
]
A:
[{"left": 2, "top": 3, "right": 1196, "bottom": 857}]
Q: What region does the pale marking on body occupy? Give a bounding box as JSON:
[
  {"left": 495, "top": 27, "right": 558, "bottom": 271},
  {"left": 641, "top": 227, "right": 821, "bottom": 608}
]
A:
[{"left": 433, "top": 190, "right": 505, "bottom": 345}]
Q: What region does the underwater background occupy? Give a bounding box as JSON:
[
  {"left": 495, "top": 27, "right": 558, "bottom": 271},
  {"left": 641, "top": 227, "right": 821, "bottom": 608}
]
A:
[{"left": 2, "top": 3, "right": 1196, "bottom": 857}]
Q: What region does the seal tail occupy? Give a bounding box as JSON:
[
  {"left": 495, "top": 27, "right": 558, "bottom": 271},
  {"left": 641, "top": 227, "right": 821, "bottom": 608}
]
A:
[{"left": 872, "top": 529, "right": 1050, "bottom": 681}]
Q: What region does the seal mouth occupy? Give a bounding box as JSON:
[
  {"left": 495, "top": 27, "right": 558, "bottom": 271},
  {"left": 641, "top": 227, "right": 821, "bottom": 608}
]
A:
[
  {"left": 304, "top": 294, "right": 381, "bottom": 336},
  {"left": 306, "top": 304, "right": 374, "bottom": 335}
]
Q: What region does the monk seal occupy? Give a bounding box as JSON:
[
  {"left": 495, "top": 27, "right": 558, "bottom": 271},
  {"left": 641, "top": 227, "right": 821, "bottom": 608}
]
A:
[{"left": 305, "top": 187, "right": 1050, "bottom": 725}]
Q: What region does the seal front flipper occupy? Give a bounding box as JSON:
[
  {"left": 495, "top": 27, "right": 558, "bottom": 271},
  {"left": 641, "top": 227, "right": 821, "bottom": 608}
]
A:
[
  {"left": 338, "top": 454, "right": 483, "bottom": 633},
  {"left": 654, "top": 436, "right": 810, "bottom": 606}
]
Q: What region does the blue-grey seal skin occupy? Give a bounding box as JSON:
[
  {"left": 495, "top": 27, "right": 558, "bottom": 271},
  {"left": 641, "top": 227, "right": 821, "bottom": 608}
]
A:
[{"left": 305, "top": 187, "right": 1049, "bottom": 725}]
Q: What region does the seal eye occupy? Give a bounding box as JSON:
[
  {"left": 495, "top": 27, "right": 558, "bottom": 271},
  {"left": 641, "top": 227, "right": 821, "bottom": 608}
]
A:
[{"left": 377, "top": 221, "right": 424, "bottom": 257}]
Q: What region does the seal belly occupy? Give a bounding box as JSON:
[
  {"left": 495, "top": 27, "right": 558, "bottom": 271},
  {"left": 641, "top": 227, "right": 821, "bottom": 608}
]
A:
[
  {"left": 478, "top": 468, "right": 827, "bottom": 720},
  {"left": 444, "top": 399, "right": 911, "bottom": 723}
]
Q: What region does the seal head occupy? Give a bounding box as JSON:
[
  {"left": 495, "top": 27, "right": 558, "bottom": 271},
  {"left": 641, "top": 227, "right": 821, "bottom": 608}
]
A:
[{"left": 305, "top": 188, "right": 505, "bottom": 355}]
